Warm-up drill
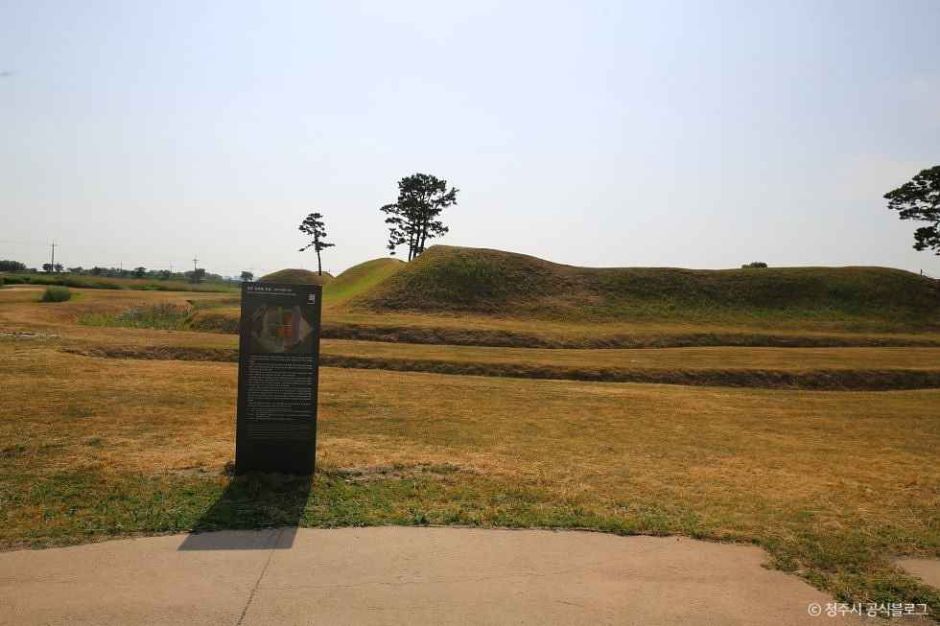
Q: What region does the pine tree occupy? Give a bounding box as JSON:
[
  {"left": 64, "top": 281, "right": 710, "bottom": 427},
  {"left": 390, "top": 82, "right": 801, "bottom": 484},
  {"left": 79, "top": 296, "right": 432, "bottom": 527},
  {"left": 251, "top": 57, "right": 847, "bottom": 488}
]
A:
[
  {"left": 381, "top": 173, "right": 458, "bottom": 260},
  {"left": 885, "top": 165, "right": 940, "bottom": 255},
  {"left": 298, "top": 212, "right": 335, "bottom": 275}
]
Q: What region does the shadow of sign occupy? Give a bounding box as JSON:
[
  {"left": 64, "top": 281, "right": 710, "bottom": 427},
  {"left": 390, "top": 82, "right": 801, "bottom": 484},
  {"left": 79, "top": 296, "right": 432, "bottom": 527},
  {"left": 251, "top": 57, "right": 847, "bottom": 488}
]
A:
[{"left": 179, "top": 472, "right": 312, "bottom": 551}]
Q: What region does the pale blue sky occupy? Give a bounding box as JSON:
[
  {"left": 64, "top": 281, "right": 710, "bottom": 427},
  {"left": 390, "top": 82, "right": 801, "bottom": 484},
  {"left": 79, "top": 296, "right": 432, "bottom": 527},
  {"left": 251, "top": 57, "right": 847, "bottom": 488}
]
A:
[{"left": 2, "top": 0, "right": 938, "bottom": 276}]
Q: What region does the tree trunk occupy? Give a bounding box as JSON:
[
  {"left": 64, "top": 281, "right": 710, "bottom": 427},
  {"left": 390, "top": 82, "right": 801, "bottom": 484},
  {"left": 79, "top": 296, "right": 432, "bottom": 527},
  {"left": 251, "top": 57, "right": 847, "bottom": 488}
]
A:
[
  {"left": 418, "top": 216, "right": 428, "bottom": 255},
  {"left": 317, "top": 249, "right": 322, "bottom": 276}
]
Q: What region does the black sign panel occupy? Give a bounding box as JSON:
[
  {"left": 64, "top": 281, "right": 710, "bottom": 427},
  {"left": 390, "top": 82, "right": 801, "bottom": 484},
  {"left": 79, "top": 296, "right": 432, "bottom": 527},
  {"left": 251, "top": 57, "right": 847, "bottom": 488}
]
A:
[{"left": 235, "top": 282, "right": 322, "bottom": 475}]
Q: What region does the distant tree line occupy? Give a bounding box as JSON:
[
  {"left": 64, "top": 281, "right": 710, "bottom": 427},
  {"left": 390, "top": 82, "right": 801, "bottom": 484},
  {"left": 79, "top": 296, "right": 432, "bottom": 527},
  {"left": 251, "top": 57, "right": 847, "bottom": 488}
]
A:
[
  {"left": 0, "top": 260, "right": 27, "bottom": 272},
  {"left": 0, "top": 260, "right": 229, "bottom": 283}
]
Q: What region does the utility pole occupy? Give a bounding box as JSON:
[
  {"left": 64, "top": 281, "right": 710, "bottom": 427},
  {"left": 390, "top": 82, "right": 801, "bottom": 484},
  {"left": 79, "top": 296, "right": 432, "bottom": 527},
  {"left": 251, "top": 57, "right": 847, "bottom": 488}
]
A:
[{"left": 50, "top": 241, "right": 57, "bottom": 272}]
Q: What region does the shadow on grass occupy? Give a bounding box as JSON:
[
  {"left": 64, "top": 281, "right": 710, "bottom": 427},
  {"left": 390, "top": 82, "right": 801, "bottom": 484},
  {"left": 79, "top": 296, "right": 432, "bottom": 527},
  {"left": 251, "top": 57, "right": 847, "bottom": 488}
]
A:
[{"left": 179, "top": 472, "right": 312, "bottom": 551}]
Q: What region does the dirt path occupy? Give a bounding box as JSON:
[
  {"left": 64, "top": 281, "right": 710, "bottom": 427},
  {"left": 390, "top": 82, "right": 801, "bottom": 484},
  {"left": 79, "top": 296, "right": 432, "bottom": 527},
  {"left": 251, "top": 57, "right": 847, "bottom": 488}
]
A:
[{"left": 0, "top": 527, "right": 872, "bottom": 625}]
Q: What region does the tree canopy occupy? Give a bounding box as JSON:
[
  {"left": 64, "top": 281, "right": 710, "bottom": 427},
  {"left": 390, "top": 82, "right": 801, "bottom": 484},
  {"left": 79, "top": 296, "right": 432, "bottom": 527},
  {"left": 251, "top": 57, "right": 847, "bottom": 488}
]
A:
[
  {"left": 885, "top": 165, "right": 940, "bottom": 255},
  {"left": 298, "top": 212, "right": 334, "bottom": 276},
  {"left": 381, "top": 173, "right": 458, "bottom": 261},
  {"left": 0, "top": 260, "right": 26, "bottom": 272}
]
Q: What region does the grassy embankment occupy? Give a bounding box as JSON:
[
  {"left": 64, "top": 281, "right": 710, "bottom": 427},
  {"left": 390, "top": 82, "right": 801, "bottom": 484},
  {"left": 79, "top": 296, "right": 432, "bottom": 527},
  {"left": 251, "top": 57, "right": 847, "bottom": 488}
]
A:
[
  {"left": 183, "top": 246, "right": 940, "bottom": 345},
  {"left": 359, "top": 246, "right": 940, "bottom": 330},
  {"left": 189, "top": 258, "right": 401, "bottom": 325},
  {"left": 5, "top": 284, "right": 940, "bottom": 391},
  {"left": 257, "top": 267, "right": 334, "bottom": 285}
]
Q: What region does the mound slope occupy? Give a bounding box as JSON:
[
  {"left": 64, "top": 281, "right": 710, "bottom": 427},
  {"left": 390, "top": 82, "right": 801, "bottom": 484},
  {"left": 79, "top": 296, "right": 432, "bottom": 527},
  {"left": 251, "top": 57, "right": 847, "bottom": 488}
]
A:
[
  {"left": 356, "top": 246, "right": 940, "bottom": 327},
  {"left": 259, "top": 268, "right": 333, "bottom": 285},
  {"left": 326, "top": 258, "right": 404, "bottom": 304}
]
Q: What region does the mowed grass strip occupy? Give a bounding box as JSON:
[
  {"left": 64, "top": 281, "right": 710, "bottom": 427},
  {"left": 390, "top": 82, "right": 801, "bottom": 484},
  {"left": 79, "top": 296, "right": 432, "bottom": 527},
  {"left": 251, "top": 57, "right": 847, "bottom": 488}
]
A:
[
  {"left": 192, "top": 308, "right": 940, "bottom": 348},
  {"left": 320, "top": 356, "right": 940, "bottom": 390},
  {"left": 8, "top": 286, "right": 940, "bottom": 348},
  {"left": 63, "top": 341, "right": 940, "bottom": 390},
  {"left": 10, "top": 287, "right": 940, "bottom": 391},
  {"left": 317, "top": 341, "right": 940, "bottom": 389},
  {"left": 322, "top": 340, "right": 940, "bottom": 370},
  {"left": 0, "top": 341, "right": 937, "bottom": 611}
]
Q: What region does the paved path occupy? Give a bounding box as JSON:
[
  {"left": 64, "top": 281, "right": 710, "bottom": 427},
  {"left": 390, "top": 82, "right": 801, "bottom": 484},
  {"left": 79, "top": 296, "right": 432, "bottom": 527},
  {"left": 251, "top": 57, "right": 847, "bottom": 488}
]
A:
[
  {"left": 0, "top": 527, "right": 866, "bottom": 625},
  {"left": 896, "top": 558, "right": 940, "bottom": 591}
]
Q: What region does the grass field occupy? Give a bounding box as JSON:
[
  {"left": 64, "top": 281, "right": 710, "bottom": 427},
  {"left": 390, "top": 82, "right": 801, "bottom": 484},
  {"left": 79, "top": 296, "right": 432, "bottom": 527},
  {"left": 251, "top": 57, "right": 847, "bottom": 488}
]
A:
[
  {"left": 5, "top": 287, "right": 940, "bottom": 390},
  {"left": 0, "top": 338, "right": 938, "bottom": 610},
  {"left": 1, "top": 249, "right": 939, "bottom": 614},
  {"left": 69, "top": 341, "right": 940, "bottom": 391},
  {"left": 0, "top": 272, "right": 238, "bottom": 293}
]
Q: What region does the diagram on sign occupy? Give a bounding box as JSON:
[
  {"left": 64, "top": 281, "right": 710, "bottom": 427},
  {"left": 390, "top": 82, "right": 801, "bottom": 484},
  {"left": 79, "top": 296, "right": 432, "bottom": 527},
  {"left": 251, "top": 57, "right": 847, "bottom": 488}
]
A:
[{"left": 248, "top": 304, "right": 315, "bottom": 354}]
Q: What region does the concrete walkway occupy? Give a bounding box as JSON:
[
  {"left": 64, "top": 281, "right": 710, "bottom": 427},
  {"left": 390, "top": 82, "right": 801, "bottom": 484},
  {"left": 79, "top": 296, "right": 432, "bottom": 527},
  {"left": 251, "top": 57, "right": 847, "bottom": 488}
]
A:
[{"left": 0, "top": 527, "right": 867, "bottom": 625}]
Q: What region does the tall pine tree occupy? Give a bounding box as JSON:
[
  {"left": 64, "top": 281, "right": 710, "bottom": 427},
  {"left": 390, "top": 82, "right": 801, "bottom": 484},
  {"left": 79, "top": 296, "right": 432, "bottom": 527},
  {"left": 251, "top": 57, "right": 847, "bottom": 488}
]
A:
[
  {"left": 298, "top": 212, "right": 335, "bottom": 275},
  {"left": 885, "top": 165, "right": 940, "bottom": 255},
  {"left": 381, "top": 173, "right": 458, "bottom": 260}
]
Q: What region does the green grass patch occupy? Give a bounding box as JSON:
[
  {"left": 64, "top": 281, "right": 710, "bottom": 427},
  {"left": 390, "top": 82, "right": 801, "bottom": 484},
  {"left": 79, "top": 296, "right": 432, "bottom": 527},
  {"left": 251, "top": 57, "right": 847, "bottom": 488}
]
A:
[
  {"left": 360, "top": 246, "right": 940, "bottom": 330},
  {"left": 40, "top": 286, "right": 72, "bottom": 302},
  {"left": 2, "top": 466, "right": 937, "bottom": 613},
  {"left": 325, "top": 258, "right": 404, "bottom": 305},
  {"left": 79, "top": 303, "right": 192, "bottom": 330},
  {"left": 259, "top": 268, "right": 333, "bottom": 285}
]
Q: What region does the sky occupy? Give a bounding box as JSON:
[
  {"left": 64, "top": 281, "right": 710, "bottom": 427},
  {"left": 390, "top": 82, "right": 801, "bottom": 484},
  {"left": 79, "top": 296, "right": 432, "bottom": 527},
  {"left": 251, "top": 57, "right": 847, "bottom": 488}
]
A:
[{"left": 2, "top": 0, "right": 939, "bottom": 277}]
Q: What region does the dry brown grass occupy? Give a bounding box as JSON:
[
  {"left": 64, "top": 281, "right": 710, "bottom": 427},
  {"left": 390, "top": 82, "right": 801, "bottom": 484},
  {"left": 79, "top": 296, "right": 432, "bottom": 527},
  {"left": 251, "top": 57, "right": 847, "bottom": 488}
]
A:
[
  {"left": 197, "top": 305, "right": 940, "bottom": 347},
  {"left": 67, "top": 343, "right": 940, "bottom": 390},
  {"left": 2, "top": 284, "right": 939, "bottom": 610},
  {"left": 0, "top": 287, "right": 234, "bottom": 350},
  {"left": 2, "top": 339, "right": 938, "bottom": 531},
  {"left": 322, "top": 340, "right": 940, "bottom": 370},
  {"left": 19, "top": 283, "right": 924, "bottom": 347},
  {"left": 7, "top": 287, "right": 940, "bottom": 390}
]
